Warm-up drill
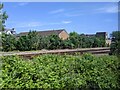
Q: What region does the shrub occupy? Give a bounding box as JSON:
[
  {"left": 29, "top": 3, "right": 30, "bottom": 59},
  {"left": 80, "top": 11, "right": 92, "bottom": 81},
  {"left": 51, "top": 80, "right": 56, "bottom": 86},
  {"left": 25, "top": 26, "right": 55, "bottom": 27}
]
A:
[
  {"left": 2, "top": 33, "right": 16, "bottom": 51},
  {"left": 0, "top": 54, "right": 119, "bottom": 89}
]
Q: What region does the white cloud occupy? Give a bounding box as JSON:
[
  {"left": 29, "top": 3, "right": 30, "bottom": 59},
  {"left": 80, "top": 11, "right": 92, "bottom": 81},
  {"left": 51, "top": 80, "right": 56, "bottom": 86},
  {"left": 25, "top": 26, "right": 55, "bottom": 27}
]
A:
[
  {"left": 18, "top": 2, "right": 29, "bottom": 6},
  {"left": 64, "top": 13, "right": 82, "bottom": 17},
  {"left": 48, "top": 21, "right": 72, "bottom": 25},
  {"left": 95, "top": 6, "right": 118, "bottom": 13},
  {"left": 16, "top": 22, "right": 44, "bottom": 28},
  {"left": 11, "top": 20, "right": 72, "bottom": 29},
  {"left": 48, "top": 22, "right": 61, "bottom": 25},
  {"left": 62, "top": 20, "right": 72, "bottom": 24},
  {"left": 49, "top": 9, "right": 65, "bottom": 14},
  {"left": 12, "top": 2, "right": 29, "bottom": 7}
]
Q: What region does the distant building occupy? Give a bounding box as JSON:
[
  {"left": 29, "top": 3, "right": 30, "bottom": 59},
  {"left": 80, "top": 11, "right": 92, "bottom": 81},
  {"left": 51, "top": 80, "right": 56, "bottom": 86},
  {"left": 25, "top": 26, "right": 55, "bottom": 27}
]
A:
[
  {"left": 85, "top": 34, "right": 96, "bottom": 37},
  {"left": 85, "top": 32, "right": 108, "bottom": 39},
  {"left": 84, "top": 32, "right": 111, "bottom": 46},
  {"left": 106, "top": 39, "right": 111, "bottom": 46},
  {"left": 95, "top": 32, "right": 111, "bottom": 46},
  {"left": 17, "top": 29, "right": 69, "bottom": 40},
  {"left": 96, "top": 32, "right": 108, "bottom": 40},
  {"left": 0, "top": 28, "right": 16, "bottom": 35}
]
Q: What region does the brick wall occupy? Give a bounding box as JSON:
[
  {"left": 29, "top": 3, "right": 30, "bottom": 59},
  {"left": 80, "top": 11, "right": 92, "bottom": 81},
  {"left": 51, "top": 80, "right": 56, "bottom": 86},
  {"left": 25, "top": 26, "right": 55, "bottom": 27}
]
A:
[{"left": 59, "top": 31, "right": 69, "bottom": 40}]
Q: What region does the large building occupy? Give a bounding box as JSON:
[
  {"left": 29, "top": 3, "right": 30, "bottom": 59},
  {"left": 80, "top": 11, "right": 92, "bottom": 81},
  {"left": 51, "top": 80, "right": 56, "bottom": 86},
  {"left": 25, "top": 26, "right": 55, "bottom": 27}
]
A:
[
  {"left": 85, "top": 32, "right": 108, "bottom": 39},
  {"left": 17, "top": 29, "right": 69, "bottom": 40},
  {"left": 96, "top": 32, "right": 108, "bottom": 40},
  {"left": 85, "top": 32, "right": 111, "bottom": 46},
  {"left": 106, "top": 38, "right": 111, "bottom": 46}
]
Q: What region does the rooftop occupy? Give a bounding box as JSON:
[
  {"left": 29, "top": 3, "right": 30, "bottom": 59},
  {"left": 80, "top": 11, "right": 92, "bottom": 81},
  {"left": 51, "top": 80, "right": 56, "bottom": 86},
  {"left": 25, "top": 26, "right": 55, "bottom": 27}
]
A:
[{"left": 17, "top": 29, "right": 66, "bottom": 37}]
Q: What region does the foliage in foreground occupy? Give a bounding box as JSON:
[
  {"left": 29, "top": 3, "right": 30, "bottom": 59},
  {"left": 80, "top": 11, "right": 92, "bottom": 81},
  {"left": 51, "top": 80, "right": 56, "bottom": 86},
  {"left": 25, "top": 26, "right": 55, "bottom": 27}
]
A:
[{"left": 0, "top": 54, "right": 120, "bottom": 89}]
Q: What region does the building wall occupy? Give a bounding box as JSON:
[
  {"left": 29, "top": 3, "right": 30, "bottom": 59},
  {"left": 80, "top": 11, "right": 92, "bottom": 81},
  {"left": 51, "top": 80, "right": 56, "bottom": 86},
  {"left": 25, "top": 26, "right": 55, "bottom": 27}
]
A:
[
  {"left": 96, "top": 32, "right": 108, "bottom": 40},
  {"left": 59, "top": 31, "right": 69, "bottom": 40},
  {"left": 106, "top": 39, "right": 111, "bottom": 46}
]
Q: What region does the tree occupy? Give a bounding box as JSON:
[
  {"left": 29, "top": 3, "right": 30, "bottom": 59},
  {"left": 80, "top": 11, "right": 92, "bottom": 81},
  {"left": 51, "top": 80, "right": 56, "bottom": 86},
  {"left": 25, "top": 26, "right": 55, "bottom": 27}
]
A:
[
  {"left": 47, "top": 34, "right": 62, "bottom": 50},
  {"left": 110, "top": 31, "right": 120, "bottom": 55},
  {"left": 0, "top": 3, "right": 8, "bottom": 50},
  {"left": 38, "top": 36, "right": 50, "bottom": 50},
  {"left": 16, "top": 35, "right": 29, "bottom": 51},
  {"left": 16, "top": 31, "right": 40, "bottom": 51},
  {"left": 2, "top": 33, "right": 16, "bottom": 51},
  {"left": 92, "top": 36, "right": 102, "bottom": 47},
  {"left": 60, "top": 39, "right": 74, "bottom": 49},
  {"left": 69, "top": 32, "right": 80, "bottom": 48},
  {"left": 27, "top": 30, "right": 40, "bottom": 50},
  {"left": 0, "top": 3, "right": 8, "bottom": 31}
]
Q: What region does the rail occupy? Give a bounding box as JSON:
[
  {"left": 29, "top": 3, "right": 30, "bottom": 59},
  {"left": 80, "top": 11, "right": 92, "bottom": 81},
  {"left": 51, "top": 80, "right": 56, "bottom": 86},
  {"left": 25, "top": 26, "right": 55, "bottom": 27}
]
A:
[{"left": 0, "top": 47, "right": 110, "bottom": 59}]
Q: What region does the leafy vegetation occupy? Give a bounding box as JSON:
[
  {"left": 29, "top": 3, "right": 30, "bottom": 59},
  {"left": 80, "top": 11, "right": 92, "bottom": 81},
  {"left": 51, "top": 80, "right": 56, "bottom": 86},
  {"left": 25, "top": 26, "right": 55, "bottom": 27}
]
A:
[
  {"left": 0, "top": 3, "right": 8, "bottom": 50},
  {"left": 110, "top": 31, "right": 120, "bottom": 55},
  {"left": 1, "top": 54, "right": 120, "bottom": 89},
  {"left": 0, "top": 3, "right": 8, "bottom": 31},
  {"left": 1, "top": 33, "right": 16, "bottom": 51},
  {"left": 1, "top": 31, "right": 106, "bottom": 51}
]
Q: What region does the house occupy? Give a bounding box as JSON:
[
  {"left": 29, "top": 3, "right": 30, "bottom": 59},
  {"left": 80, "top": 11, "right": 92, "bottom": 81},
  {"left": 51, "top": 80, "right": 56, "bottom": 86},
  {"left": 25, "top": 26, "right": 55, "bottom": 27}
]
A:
[
  {"left": 0, "top": 28, "right": 16, "bottom": 35},
  {"left": 85, "top": 32, "right": 108, "bottom": 39},
  {"left": 85, "top": 34, "right": 96, "bottom": 37},
  {"left": 17, "top": 29, "right": 69, "bottom": 40},
  {"left": 106, "top": 38, "right": 111, "bottom": 46},
  {"left": 95, "top": 32, "right": 111, "bottom": 46},
  {"left": 96, "top": 32, "right": 108, "bottom": 40},
  {"left": 85, "top": 32, "right": 111, "bottom": 46}
]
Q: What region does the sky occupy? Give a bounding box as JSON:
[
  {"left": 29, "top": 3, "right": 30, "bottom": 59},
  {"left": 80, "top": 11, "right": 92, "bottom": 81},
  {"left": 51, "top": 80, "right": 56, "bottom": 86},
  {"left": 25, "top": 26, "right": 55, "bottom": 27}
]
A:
[{"left": 3, "top": 2, "right": 118, "bottom": 36}]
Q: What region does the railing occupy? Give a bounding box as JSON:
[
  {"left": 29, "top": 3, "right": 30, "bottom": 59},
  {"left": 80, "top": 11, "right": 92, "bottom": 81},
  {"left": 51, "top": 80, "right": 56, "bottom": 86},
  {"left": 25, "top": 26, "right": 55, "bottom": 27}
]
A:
[{"left": 0, "top": 47, "right": 110, "bottom": 59}]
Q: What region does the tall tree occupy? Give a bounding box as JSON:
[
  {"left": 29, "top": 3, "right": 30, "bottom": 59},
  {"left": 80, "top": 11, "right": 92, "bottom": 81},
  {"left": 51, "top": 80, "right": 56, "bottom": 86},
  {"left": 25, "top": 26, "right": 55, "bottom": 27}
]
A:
[
  {"left": 0, "top": 3, "right": 8, "bottom": 31},
  {"left": 110, "top": 31, "right": 120, "bottom": 55},
  {"left": 47, "top": 34, "right": 62, "bottom": 50},
  {"left": 69, "top": 32, "right": 80, "bottom": 48},
  {"left": 2, "top": 33, "right": 16, "bottom": 51}
]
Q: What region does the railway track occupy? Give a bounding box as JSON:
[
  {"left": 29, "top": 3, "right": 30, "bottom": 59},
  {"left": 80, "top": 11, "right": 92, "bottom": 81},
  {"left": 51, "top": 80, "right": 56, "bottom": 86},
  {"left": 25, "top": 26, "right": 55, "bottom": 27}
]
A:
[{"left": 0, "top": 47, "right": 110, "bottom": 59}]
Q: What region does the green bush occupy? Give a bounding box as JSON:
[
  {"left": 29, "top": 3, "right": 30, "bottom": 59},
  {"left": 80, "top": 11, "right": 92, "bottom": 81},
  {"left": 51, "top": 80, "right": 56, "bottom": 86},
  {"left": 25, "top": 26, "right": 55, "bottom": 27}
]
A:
[
  {"left": 2, "top": 31, "right": 107, "bottom": 52},
  {"left": 110, "top": 31, "right": 120, "bottom": 55},
  {"left": 16, "top": 31, "right": 40, "bottom": 51},
  {"left": 2, "top": 33, "right": 16, "bottom": 51},
  {"left": 0, "top": 54, "right": 119, "bottom": 89}
]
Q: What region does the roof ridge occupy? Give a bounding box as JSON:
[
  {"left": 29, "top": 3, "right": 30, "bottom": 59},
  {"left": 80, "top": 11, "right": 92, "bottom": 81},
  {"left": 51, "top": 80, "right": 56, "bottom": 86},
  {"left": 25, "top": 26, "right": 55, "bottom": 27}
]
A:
[{"left": 19, "top": 29, "right": 65, "bottom": 34}]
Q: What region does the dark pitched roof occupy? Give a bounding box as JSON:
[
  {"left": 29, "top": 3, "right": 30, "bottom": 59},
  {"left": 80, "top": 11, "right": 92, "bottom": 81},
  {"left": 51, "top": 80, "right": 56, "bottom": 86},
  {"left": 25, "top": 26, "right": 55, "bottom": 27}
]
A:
[
  {"left": 96, "top": 32, "right": 107, "bottom": 34},
  {"left": 85, "top": 34, "right": 95, "bottom": 37},
  {"left": 17, "top": 29, "right": 66, "bottom": 37}
]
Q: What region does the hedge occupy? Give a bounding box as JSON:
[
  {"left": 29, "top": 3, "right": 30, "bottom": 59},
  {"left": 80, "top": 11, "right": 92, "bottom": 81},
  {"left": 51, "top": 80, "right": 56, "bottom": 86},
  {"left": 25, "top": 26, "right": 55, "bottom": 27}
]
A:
[{"left": 0, "top": 54, "right": 120, "bottom": 89}]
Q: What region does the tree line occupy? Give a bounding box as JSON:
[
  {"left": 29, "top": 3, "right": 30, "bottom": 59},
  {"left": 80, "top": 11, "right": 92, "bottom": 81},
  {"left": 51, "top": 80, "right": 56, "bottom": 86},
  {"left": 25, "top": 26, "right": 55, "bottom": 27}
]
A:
[{"left": 1, "top": 31, "right": 106, "bottom": 52}]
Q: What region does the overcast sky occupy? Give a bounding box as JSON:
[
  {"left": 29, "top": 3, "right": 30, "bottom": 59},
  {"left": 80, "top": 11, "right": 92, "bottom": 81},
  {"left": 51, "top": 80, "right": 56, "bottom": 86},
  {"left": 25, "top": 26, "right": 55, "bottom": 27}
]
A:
[{"left": 4, "top": 2, "right": 118, "bottom": 35}]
